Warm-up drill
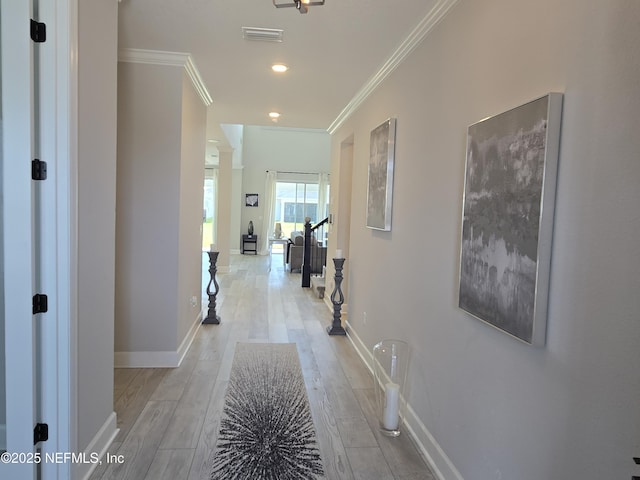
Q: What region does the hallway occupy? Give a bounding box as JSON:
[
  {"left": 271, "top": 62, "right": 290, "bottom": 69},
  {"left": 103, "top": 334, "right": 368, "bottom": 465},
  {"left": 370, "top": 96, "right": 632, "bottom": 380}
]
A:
[{"left": 90, "top": 253, "right": 434, "bottom": 479}]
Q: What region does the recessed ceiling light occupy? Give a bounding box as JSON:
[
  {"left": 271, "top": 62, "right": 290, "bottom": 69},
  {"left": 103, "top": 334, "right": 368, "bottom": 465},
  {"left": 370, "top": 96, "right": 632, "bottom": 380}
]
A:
[
  {"left": 269, "top": 112, "right": 281, "bottom": 119},
  {"left": 272, "top": 64, "right": 288, "bottom": 73}
]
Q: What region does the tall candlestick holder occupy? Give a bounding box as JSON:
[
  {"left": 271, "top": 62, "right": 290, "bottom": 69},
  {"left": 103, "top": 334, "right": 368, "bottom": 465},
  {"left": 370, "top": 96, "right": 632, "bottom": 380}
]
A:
[
  {"left": 203, "top": 251, "right": 220, "bottom": 324},
  {"left": 327, "top": 257, "right": 347, "bottom": 335}
]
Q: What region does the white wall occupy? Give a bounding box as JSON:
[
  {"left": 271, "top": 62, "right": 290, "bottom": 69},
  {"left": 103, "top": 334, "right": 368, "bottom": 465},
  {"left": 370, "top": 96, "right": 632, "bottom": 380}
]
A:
[
  {"left": 333, "top": 1, "right": 640, "bottom": 479},
  {"left": 240, "top": 126, "right": 331, "bottom": 243},
  {"left": 116, "top": 60, "right": 206, "bottom": 366},
  {"left": 116, "top": 62, "right": 182, "bottom": 357},
  {"left": 231, "top": 168, "right": 243, "bottom": 252},
  {"left": 77, "top": 0, "right": 118, "bottom": 453},
  {"left": 178, "top": 74, "right": 206, "bottom": 342}
]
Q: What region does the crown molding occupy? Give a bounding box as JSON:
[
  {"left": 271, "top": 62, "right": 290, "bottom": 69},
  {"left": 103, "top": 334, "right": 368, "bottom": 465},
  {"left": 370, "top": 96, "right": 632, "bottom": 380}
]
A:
[
  {"left": 327, "top": 0, "right": 460, "bottom": 134},
  {"left": 118, "top": 48, "right": 213, "bottom": 106},
  {"left": 184, "top": 56, "right": 213, "bottom": 106}
]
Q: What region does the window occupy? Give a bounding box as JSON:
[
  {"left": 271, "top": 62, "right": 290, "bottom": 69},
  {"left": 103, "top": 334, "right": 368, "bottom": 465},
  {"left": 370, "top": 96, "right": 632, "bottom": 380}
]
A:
[
  {"left": 274, "top": 181, "right": 324, "bottom": 234},
  {"left": 283, "top": 202, "right": 318, "bottom": 223}
]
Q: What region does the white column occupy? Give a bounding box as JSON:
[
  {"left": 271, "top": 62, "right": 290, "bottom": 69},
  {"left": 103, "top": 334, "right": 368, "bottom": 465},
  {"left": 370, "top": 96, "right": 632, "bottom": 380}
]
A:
[{"left": 216, "top": 147, "right": 233, "bottom": 271}]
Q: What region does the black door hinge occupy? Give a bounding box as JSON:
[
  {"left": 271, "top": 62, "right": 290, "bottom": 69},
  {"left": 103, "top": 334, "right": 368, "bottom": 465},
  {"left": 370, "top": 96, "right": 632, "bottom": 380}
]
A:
[
  {"left": 33, "top": 294, "right": 48, "bottom": 314},
  {"left": 30, "top": 19, "right": 46, "bottom": 43},
  {"left": 34, "top": 423, "right": 48, "bottom": 444},
  {"left": 32, "top": 159, "right": 47, "bottom": 180}
]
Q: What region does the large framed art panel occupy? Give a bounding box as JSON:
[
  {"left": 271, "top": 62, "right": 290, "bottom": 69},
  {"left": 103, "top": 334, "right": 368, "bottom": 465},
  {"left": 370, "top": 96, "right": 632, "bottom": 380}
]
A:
[
  {"left": 366, "top": 118, "right": 396, "bottom": 231},
  {"left": 458, "top": 93, "right": 563, "bottom": 346}
]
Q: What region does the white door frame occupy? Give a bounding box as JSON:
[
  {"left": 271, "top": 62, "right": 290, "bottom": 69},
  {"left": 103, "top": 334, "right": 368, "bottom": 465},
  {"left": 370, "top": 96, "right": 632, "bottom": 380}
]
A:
[
  {"left": 2, "top": 0, "right": 77, "bottom": 478},
  {"left": 37, "top": 0, "right": 77, "bottom": 478},
  {"left": 1, "top": 0, "right": 39, "bottom": 477}
]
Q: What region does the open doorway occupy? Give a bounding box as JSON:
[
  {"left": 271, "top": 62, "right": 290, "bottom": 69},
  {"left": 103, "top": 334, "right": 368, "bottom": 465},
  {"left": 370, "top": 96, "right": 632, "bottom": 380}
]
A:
[{"left": 202, "top": 167, "right": 217, "bottom": 251}]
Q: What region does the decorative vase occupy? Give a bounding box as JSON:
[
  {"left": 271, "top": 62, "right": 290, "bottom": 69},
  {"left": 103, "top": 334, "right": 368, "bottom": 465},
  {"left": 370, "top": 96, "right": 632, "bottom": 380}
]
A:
[
  {"left": 274, "top": 222, "right": 282, "bottom": 239},
  {"left": 373, "top": 339, "right": 409, "bottom": 437},
  {"left": 248, "top": 220, "right": 254, "bottom": 236}
]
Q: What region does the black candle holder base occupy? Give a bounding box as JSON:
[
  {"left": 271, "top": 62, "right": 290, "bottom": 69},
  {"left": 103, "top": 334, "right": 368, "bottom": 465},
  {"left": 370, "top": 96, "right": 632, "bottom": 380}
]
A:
[
  {"left": 202, "top": 314, "right": 220, "bottom": 325},
  {"left": 327, "top": 324, "right": 346, "bottom": 336},
  {"left": 328, "top": 257, "right": 346, "bottom": 336},
  {"left": 203, "top": 251, "right": 221, "bottom": 325}
]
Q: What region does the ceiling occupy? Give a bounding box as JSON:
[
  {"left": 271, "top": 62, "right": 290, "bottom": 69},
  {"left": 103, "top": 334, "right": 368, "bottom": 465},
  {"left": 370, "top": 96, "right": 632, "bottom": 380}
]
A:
[{"left": 118, "top": 0, "right": 439, "bottom": 149}]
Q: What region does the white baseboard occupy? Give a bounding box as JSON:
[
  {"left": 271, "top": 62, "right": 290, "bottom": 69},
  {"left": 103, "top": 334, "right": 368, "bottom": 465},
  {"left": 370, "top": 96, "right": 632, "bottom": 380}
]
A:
[
  {"left": 78, "top": 412, "right": 119, "bottom": 480},
  {"left": 345, "top": 321, "right": 463, "bottom": 480},
  {"left": 404, "top": 403, "right": 464, "bottom": 480},
  {"left": 177, "top": 313, "right": 202, "bottom": 365},
  {"left": 114, "top": 313, "right": 202, "bottom": 368}
]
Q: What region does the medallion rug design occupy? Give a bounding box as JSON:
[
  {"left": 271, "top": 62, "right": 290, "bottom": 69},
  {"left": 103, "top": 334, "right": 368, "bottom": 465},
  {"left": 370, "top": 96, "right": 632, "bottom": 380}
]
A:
[{"left": 211, "top": 343, "right": 325, "bottom": 479}]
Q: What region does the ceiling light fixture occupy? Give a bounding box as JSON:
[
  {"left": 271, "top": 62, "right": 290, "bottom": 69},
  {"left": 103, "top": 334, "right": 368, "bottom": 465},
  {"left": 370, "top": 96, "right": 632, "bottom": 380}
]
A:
[
  {"left": 269, "top": 112, "right": 281, "bottom": 119},
  {"left": 273, "top": 0, "right": 325, "bottom": 15},
  {"left": 272, "top": 64, "right": 289, "bottom": 73}
]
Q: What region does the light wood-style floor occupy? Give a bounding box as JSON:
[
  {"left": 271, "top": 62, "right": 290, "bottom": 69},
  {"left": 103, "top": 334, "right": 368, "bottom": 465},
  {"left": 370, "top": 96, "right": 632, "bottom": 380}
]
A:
[{"left": 90, "top": 253, "right": 435, "bottom": 480}]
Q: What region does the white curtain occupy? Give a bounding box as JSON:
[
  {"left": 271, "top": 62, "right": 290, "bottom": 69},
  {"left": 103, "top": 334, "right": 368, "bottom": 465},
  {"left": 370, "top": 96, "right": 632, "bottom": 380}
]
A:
[
  {"left": 318, "top": 172, "right": 330, "bottom": 221},
  {"left": 210, "top": 168, "right": 218, "bottom": 247},
  {"left": 259, "top": 170, "right": 277, "bottom": 255}
]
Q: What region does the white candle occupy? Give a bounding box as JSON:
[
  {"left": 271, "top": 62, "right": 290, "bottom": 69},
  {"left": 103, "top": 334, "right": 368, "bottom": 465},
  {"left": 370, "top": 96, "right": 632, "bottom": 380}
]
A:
[
  {"left": 390, "top": 344, "right": 397, "bottom": 380},
  {"left": 210, "top": 243, "right": 216, "bottom": 252},
  {"left": 383, "top": 382, "right": 400, "bottom": 430},
  {"left": 335, "top": 249, "right": 343, "bottom": 259}
]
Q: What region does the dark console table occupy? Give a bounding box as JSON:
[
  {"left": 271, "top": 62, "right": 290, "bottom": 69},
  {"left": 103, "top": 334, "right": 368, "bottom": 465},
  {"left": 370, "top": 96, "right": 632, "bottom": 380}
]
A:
[{"left": 241, "top": 235, "right": 258, "bottom": 254}]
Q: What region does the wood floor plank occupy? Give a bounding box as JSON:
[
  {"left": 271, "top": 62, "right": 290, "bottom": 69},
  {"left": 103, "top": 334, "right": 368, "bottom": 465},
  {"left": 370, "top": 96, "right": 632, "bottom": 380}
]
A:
[
  {"left": 345, "top": 447, "right": 395, "bottom": 480},
  {"left": 87, "top": 442, "right": 122, "bottom": 480},
  {"left": 100, "top": 400, "right": 176, "bottom": 480},
  {"left": 307, "top": 384, "right": 355, "bottom": 480},
  {"left": 159, "top": 360, "right": 219, "bottom": 449},
  {"left": 337, "top": 416, "right": 379, "bottom": 448},
  {"left": 149, "top": 349, "right": 199, "bottom": 402},
  {"left": 288, "top": 328, "right": 323, "bottom": 390},
  {"left": 114, "top": 368, "right": 169, "bottom": 443},
  {"left": 143, "top": 449, "right": 195, "bottom": 480},
  {"left": 332, "top": 336, "right": 374, "bottom": 390},
  {"left": 186, "top": 377, "right": 228, "bottom": 480},
  {"left": 114, "top": 369, "right": 141, "bottom": 404}
]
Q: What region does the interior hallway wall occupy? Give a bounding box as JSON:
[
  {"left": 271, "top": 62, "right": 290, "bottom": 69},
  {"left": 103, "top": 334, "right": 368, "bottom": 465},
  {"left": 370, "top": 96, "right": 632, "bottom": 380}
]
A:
[
  {"left": 116, "top": 62, "right": 182, "bottom": 359},
  {"left": 332, "top": 1, "right": 640, "bottom": 478},
  {"left": 177, "top": 74, "right": 207, "bottom": 345},
  {"left": 116, "top": 60, "right": 206, "bottom": 366},
  {"left": 77, "top": 0, "right": 118, "bottom": 455}
]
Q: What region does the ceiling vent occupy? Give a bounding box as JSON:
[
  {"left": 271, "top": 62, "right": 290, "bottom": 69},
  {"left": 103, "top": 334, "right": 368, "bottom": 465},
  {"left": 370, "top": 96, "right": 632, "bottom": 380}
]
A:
[{"left": 242, "top": 27, "right": 284, "bottom": 42}]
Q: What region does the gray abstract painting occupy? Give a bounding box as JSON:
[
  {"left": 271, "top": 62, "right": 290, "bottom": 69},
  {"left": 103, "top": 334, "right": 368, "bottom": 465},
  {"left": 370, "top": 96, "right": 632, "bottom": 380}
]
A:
[
  {"left": 366, "top": 118, "right": 396, "bottom": 231},
  {"left": 458, "top": 94, "right": 563, "bottom": 345}
]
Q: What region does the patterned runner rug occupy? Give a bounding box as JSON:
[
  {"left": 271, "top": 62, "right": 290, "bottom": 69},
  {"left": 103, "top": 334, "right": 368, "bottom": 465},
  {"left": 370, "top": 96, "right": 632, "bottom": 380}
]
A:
[{"left": 211, "top": 343, "right": 325, "bottom": 480}]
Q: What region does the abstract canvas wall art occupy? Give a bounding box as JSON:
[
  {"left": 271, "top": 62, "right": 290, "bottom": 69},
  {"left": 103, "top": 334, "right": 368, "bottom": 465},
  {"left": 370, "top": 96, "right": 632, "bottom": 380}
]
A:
[
  {"left": 366, "top": 118, "right": 396, "bottom": 231},
  {"left": 458, "top": 93, "right": 563, "bottom": 345}
]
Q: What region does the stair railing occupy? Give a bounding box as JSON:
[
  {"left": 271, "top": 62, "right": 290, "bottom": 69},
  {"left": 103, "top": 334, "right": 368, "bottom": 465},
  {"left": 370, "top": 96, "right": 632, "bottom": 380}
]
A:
[{"left": 302, "top": 216, "right": 329, "bottom": 288}]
